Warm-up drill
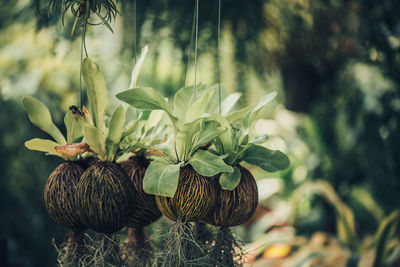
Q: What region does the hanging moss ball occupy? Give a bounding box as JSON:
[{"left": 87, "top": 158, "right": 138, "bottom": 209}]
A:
[
  {"left": 76, "top": 161, "right": 136, "bottom": 234},
  {"left": 204, "top": 166, "right": 258, "bottom": 227},
  {"left": 156, "top": 165, "right": 215, "bottom": 222},
  {"left": 44, "top": 161, "right": 86, "bottom": 230},
  {"left": 119, "top": 156, "right": 162, "bottom": 228}
]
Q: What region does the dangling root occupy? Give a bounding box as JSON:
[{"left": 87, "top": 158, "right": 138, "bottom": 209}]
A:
[
  {"left": 209, "top": 227, "right": 246, "bottom": 267},
  {"left": 155, "top": 220, "right": 211, "bottom": 267},
  {"left": 193, "top": 221, "right": 214, "bottom": 252},
  {"left": 121, "top": 227, "right": 154, "bottom": 267},
  {"left": 80, "top": 233, "right": 126, "bottom": 267},
  {"left": 53, "top": 230, "right": 87, "bottom": 267}
]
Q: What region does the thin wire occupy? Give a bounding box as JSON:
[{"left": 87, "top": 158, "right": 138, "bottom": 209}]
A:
[
  {"left": 193, "top": 0, "right": 199, "bottom": 101},
  {"left": 133, "top": 0, "right": 137, "bottom": 65},
  {"left": 217, "top": 0, "right": 222, "bottom": 114},
  {"left": 79, "top": 22, "right": 85, "bottom": 110},
  {"left": 184, "top": 2, "right": 197, "bottom": 87}
]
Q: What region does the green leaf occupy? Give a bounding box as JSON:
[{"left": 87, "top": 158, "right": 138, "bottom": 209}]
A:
[
  {"left": 211, "top": 114, "right": 234, "bottom": 154},
  {"left": 242, "top": 144, "right": 289, "bottom": 172},
  {"left": 129, "top": 45, "right": 148, "bottom": 88},
  {"left": 175, "top": 118, "right": 204, "bottom": 161},
  {"left": 219, "top": 167, "right": 241, "bottom": 190},
  {"left": 221, "top": 93, "right": 241, "bottom": 115},
  {"left": 173, "top": 83, "right": 207, "bottom": 119},
  {"left": 121, "top": 120, "right": 139, "bottom": 139},
  {"left": 83, "top": 123, "right": 106, "bottom": 160},
  {"left": 64, "top": 111, "right": 82, "bottom": 144},
  {"left": 82, "top": 58, "right": 107, "bottom": 130},
  {"left": 189, "top": 150, "right": 233, "bottom": 177},
  {"left": 190, "top": 120, "right": 226, "bottom": 155},
  {"left": 116, "top": 87, "right": 176, "bottom": 124},
  {"left": 184, "top": 89, "right": 215, "bottom": 123},
  {"left": 250, "top": 134, "right": 268, "bottom": 144},
  {"left": 244, "top": 92, "right": 277, "bottom": 127},
  {"left": 226, "top": 105, "right": 254, "bottom": 123},
  {"left": 25, "top": 138, "right": 60, "bottom": 155},
  {"left": 22, "top": 97, "right": 66, "bottom": 144},
  {"left": 106, "top": 105, "right": 126, "bottom": 161},
  {"left": 143, "top": 159, "right": 181, "bottom": 197}
]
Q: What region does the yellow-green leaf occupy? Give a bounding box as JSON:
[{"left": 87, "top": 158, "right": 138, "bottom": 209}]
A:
[
  {"left": 82, "top": 58, "right": 107, "bottom": 131},
  {"left": 22, "top": 97, "right": 66, "bottom": 144}
]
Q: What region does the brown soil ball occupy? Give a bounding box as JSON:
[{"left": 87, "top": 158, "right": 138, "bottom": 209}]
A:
[
  {"left": 44, "top": 161, "right": 86, "bottom": 230},
  {"left": 204, "top": 166, "right": 258, "bottom": 227},
  {"left": 76, "top": 161, "right": 136, "bottom": 234},
  {"left": 119, "top": 156, "right": 162, "bottom": 228},
  {"left": 156, "top": 165, "right": 215, "bottom": 222}
]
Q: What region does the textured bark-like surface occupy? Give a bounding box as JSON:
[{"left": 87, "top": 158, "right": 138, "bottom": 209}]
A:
[
  {"left": 120, "top": 156, "right": 162, "bottom": 228},
  {"left": 205, "top": 166, "right": 258, "bottom": 227},
  {"left": 76, "top": 161, "right": 136, "bottom": 234},
  {"left": 44, "top": 161, "right": 86, "bottom": 230},
  {"left": 156, "top": 165, "right": 215, "bottom": 222}
]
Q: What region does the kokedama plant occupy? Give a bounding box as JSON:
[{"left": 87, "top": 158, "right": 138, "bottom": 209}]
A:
[
  {"left": 204, "top": 92, "right": 290, "bottom": 266},
  {"left": 117, "top": 47, "right": 166, "bottom": 266},
  {"left": 74, "top": 57, "right": 137, "bottom": 235},
  {"left": 22, "top": 96, "right": 92, "bottom": 266},
  {"left": 116, "top": 83, "right": 235, "bottom": 266}
]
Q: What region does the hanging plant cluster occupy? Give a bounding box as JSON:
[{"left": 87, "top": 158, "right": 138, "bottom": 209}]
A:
[{"left": 23, "top": 45, "right": 289, "bottom": 266}]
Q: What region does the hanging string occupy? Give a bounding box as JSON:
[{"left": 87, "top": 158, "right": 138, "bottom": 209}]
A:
[
  {"left": 133, "top": 0, "right": 137, "bottom": 65},
  {"left": 79, "top": 22, "right": 85, "bottom": 110},
  {"left": 193, "top": 0, "right": 199, "bottom": 101},
  {"left": 184, "top": 2, "right": 196, "bottom": 87},
  {"left": 79, "top": 8, "right": 89, "bottom": 110},
  {"left": 217, "top": 0, "right": 222, "bottom": 114}
]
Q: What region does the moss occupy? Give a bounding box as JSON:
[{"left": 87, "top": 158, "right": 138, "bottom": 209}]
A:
[{"left": 154, "top": 220, "right": 211, "bottom": 267}]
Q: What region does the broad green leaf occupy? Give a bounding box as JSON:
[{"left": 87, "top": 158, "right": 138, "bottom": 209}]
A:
[
  {"left": 143, "top": 159, "right": 181, "bottom": 197},
  {"left": 226, "top": 105, "right": 254, "bottom": 123},
  {"left": 173, "top": 82, "right": 207, "bottom": 119},
  {"left": 83, "top": 123, "right": 106, "bottom": 160},
  {"left": 25, "top": 138, "right": 60, "bottom": 155},
  {"left": 22, "top": 97, "right": 66, "bottom": 144},
  {"left": 121, "top": 120, "right": 139, "bottom": 139},
  {"left": 82, "top": 58, "right": 107, "bottom": 130},
  {"left": 250, "top": 134, "right": 268, "bottom": 144},
  {"left": 184, "top": 89, "right": 215, "bottom": 123},
  {"left": 190, "top": 120, "right": 226, "bottom": 155},
  {"left": 219, "top": 167, "right": 241, "bottom": 190},
  {"left": 189, "top": 150, "right": 233, "bottom": 177},
  {"left": 129, "top": 45, "right": 148, "bottom": 88},
  {"left": 242, "top": 144, "right": 290, "bottom": 172},
  {"left": 116, "top": 87, "right": 176, "bottom": 124},
  {"left": 146, "top": 110, "right": 164, "bottom": 131},
  {"left": 244, "top": 92, "right": 277, "bottom": 127},
  {"left": 64, "top": 111, "right": 82, "bottom": 144},
  {"left": 106, "top": 105, "right": 125, "bottom": 160},
  {"left": 209, "top": 114, "right": 234, "bottom": 154},
  {"left": 221, "top": 93, "right": 241, "bottom": 115},
  {"left": 175, "top": 118, "right": 204, "bottom": 161}
]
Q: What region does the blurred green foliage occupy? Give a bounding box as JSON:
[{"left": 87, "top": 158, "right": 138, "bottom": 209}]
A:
[{"left": 1, "top": 0, "right": 400, "bottom": 266}]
